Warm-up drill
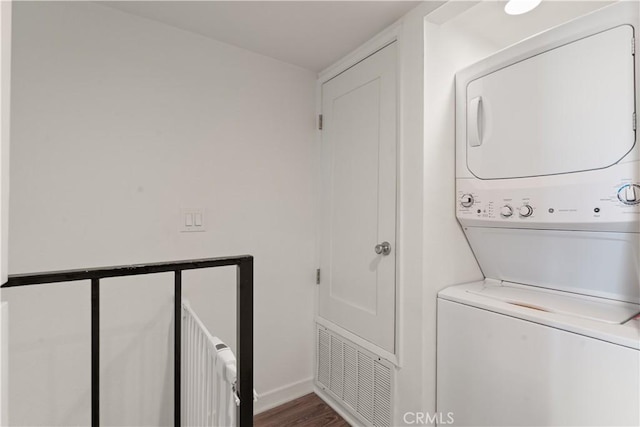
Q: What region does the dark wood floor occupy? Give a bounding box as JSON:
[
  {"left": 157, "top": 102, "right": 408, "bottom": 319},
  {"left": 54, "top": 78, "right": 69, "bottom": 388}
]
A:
[{"left": 254, "top": 393, "right": 350, "bottom": 427}]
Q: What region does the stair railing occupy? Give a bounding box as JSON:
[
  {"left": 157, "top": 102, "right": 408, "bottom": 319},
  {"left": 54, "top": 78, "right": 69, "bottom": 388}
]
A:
[{"left": 1, "top": 255, "right": 254, "bottom": 427}]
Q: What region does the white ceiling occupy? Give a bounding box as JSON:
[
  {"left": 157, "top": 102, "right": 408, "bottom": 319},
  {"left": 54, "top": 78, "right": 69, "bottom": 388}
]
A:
[
  {"left": 100, "top": 1, "right": 428, "bottom": 72},
  {"left": 448, "top": 1, "right": 614, "bottom": 49}
]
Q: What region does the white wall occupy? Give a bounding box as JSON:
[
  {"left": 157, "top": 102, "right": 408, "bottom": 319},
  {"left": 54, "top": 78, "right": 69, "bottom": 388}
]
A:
[
  {"left": 6, "top": 2, "right": 316, "bottom": 425},
  {"left": 0, "top": 0, "right": 10, "bottom": 287},
  {"left": 395, "top": 3, "right": 443, "bottom": 423},
  {"left": 420, "top": 11, "right": 497, "bottom": 422},
  {"left": 0, "top": 1, "right": 11, "bottom": 423}
]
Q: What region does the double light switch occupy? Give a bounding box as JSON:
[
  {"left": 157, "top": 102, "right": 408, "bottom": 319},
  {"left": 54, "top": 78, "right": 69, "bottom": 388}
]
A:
[{"left": 181, "top": 208, "right": 205, "bottom": 232}]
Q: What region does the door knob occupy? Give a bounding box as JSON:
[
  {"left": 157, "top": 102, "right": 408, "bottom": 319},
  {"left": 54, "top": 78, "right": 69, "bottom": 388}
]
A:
[{"left": 374, "top": 241, "right": 391, "bottom": 256}]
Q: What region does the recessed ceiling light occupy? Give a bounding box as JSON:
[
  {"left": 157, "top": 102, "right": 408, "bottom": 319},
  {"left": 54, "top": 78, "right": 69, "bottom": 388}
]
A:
[{"left": 504, "top": 0, "right": 542, "bottom": 16}]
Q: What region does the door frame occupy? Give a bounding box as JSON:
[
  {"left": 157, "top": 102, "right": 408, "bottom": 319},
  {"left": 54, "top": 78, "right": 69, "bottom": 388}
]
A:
[{"left": 315, "top": 24, "right": 401, "bottom": 365}]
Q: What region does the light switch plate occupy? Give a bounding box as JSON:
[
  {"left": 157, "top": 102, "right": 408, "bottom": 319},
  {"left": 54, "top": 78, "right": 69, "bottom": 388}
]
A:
[{"left": 180, "top": 208, "right": 206, "bottom": 232}]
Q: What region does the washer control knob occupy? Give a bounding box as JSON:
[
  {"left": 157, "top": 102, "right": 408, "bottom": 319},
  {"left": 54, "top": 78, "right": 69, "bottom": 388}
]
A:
[
  {"left": 618, "top": 184, "right": 640, "bottom": 205},
  {"left": 519, "top": 205, "right": 534, "bottom": 217},
  {"left": 460, "top": 194, "right": 474, "bottom": 208},
  {"left": 500, "top": 205, "right": 513, "bottom": 218}
]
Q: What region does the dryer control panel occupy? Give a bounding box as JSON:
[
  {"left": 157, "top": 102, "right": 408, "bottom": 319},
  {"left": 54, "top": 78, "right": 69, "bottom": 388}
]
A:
[{"left": 456, "top": 163, "right": 640, "bottom": 233}]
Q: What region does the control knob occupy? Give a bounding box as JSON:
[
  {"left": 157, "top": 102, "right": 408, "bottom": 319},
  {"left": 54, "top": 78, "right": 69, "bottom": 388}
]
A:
[
  {"left": 618, "top": 184, "right": 640, "bottom": 205},
  {"left": 519, "top": 205, "right": 534, "bottom": 218},
  {"left": 500, "top": 205, "right": 513, "bottom": 218},
  {"left": 460, "top": 194, "right": 474, "bottom": 208}
]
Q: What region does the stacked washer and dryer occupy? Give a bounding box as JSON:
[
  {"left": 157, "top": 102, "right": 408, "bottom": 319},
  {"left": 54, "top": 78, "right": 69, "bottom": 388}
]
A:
[{"left": 437, "top": 2, "right": 640, "bottom": 426}]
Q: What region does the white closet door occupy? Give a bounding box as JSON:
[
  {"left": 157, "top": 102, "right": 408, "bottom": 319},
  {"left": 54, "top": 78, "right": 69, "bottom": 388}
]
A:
[{"left": 319, "top": 43, "right": 397, "bottom": 353}]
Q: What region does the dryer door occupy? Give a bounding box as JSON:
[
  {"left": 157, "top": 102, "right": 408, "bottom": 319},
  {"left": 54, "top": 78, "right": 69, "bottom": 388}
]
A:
[{"left": 466, "top": 25, "right": 635, "bottom": 180}]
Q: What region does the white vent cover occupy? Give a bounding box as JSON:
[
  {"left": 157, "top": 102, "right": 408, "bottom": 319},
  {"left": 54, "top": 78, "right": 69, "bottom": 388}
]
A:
[{"left": 316, "top": 325, "right": 393, "bottom": 427}]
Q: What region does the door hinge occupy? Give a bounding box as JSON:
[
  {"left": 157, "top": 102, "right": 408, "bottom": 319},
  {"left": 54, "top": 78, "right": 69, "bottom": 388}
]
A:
[
  {"left": 318, "top": 114, "right": 323, "bottom": 130},
  {"left": 633, "top": 112, "right": 637, "bottom": 131},
  {"left": 632, "top": 37, "right": 635, "bottom": 55},
  {"left": 316, "top": 268, "right": 321, "bottom": 285}
]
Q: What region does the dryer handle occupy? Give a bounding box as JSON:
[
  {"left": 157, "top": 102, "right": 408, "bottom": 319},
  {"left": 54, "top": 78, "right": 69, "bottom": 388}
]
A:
[{"left": 468, "top": 96, "right": 483, "bottom": 147}]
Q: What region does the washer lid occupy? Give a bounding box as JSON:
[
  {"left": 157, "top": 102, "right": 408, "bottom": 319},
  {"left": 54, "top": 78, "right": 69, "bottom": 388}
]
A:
[{"left": 467, "top": 283, "right": 640, "bottom": 325}]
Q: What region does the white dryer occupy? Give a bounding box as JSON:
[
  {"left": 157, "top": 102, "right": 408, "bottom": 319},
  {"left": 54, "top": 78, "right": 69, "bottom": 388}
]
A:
[{"left": 438, "top": 2, "right": 640, "bottom": 426}]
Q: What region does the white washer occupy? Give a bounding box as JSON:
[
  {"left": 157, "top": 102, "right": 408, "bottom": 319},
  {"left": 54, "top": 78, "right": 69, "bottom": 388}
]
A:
[
  {"left": 438, "top": 3, "right": 640, "bottom": 426},
  {"left": 437, "top": 280, "right": 640, "bottom": 426}
]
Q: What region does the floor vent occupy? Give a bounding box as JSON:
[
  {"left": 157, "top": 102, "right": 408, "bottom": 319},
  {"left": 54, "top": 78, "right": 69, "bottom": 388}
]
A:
[{"left": 316, "top": 325, "right": 393, "bottom": 427}]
